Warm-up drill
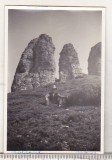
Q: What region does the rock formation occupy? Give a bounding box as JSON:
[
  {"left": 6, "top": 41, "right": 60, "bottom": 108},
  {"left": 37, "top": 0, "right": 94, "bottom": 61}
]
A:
[
  {"left": 11, "top": 34, "right": 56, "bottom": 92},
  {"left": 59, "top": 43, "right": 82, "bottom": 82},
  {"left": 88, "top": 42, "right": 101, "bottom": 76}
]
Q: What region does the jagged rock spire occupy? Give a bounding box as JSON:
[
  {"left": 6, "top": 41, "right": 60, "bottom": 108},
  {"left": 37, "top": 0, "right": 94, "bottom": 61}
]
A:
[
  {"left": 59, "top": 43, "right": 82, "bottom": 82},
  {"left": 88, "top": 42, "right": 101, "bottom": 76},
  {"left": 11, "top": 34, "right": 56, "bottom": 92}
]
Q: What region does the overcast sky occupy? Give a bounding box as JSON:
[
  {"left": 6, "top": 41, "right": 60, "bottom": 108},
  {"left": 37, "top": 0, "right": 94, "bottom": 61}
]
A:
[{"left": 8, "top": 9, "right": 102, "bottom": 92}]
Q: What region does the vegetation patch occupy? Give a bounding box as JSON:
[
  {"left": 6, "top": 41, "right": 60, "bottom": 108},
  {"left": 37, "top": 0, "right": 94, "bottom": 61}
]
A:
[{"left": 7, "top": 75, "right": 101, "bottom": 151}]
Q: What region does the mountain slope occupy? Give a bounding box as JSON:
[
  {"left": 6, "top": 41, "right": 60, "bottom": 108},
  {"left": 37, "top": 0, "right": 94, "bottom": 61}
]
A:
[{"left": 7, "top": 75, "right": 101, "bottom": 151}]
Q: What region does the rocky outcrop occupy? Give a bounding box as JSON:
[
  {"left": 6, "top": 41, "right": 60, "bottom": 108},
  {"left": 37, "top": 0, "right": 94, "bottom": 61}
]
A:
[
  {"left": 59, "top": 43, "right": 82, "bottom": 82},
  {"left": 88, "top": 42, "right": 101, "bottom": 76},
  {"left": 11, "top": 34, "right": 56, "bottom": 92}
]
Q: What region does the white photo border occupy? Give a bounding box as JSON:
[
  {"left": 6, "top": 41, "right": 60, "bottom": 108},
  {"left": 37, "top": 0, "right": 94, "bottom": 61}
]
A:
[{"left": 4, "top": 6, "right": 105, "bottom": 154}]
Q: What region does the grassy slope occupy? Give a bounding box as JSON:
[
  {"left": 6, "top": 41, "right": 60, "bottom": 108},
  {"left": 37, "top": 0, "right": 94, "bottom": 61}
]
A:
[{"left": 7, "top": 75, "right": 101, "bottom": 151}]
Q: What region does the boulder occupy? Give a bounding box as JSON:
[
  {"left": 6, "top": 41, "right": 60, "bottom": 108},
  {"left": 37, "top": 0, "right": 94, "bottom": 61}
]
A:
[
  {"left": 88, "top": 42, "right": 101, "bottom": 76},
  {"left": 59, "top": 43, "right": 82, "bottom": 82},
  {"left": 11, "top": 34, "right": 56, "bottom": 92}
]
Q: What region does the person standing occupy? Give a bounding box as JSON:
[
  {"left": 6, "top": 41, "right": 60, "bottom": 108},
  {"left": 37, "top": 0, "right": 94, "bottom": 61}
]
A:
[{"left": 45, "top": 93, "right": 50, "bottom": 106}]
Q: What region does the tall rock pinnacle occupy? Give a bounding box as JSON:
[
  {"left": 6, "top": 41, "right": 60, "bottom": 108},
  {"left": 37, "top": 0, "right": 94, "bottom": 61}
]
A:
[
  {"left": 11, "top": 34, "right": 56, "bottom": 92},
  {"left": 59, "top": 43, "right": 82, "bottom": 82},
  {"left": 88, "top": 42, "right": 101, "bottom": 76}
]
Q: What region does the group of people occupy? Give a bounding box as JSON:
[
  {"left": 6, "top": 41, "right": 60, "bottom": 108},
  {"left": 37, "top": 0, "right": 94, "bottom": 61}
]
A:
[{"left": 45, "top": 85, "right": 66, "bottom": 107}]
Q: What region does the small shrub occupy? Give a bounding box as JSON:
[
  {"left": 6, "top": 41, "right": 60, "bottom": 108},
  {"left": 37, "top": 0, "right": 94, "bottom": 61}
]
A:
[{"left": 66, "top": 83, "right": 101, "bottom": 106}]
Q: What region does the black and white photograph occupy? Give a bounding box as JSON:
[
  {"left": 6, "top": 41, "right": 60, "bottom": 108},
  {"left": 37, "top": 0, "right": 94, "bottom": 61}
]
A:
[{"left": 5, "top": 6, "right": 105, "bottom": 153}]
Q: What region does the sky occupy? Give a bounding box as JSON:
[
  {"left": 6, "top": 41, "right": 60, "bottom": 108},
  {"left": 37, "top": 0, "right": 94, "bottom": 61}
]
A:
[{"left": 8, "top": 9, "right": 102, "bottom": 92}]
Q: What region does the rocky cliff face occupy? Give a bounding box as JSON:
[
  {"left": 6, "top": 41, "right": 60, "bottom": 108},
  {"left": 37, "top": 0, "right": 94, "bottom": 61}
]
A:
[
  {"left": 11, "top": 34, "right": 56, "bottom": 92},
  {"left": 88, "top": 42, "right": 101, "bottom": 76},
  {"left": 59, "top": 43, "right": 82, "bottom": 82}
]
